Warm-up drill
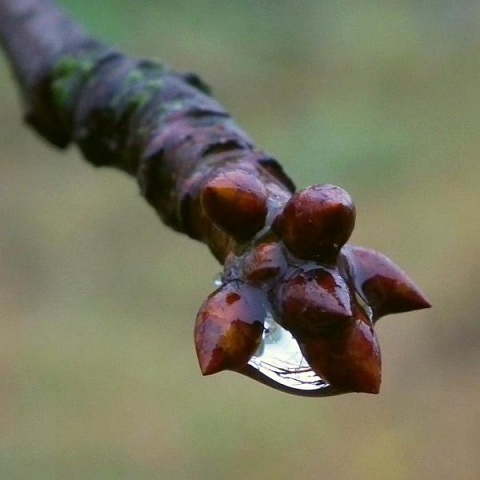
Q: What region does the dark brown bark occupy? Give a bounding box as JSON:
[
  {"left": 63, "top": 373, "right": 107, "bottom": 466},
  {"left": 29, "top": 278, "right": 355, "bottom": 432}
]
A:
[{"left": 0, "top": 0, "right": 294, "bottom": 262}]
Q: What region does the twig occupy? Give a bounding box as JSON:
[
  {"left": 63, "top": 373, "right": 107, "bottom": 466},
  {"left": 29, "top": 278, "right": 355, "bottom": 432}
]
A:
[{"left": 0, "top": 0, "right": 430, "bottom": 396}]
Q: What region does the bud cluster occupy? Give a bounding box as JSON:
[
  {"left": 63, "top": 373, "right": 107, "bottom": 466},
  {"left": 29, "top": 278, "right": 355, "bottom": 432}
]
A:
[{"left": 194, "top": 182, "right": 430, "bottom": 395}]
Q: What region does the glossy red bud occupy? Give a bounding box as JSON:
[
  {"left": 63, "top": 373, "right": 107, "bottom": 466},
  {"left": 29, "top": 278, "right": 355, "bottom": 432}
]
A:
[
  {"left": 242, "top": 242, "right": 287, "bottom": 285},
  {"left": 194, "top": 282, "right": 265, "bottom": 375},
  {"left": 201, "top": 170, "right": 268, "bottom": 241},
  {"left": 342, "top": 245, "right": 431, "bottom": 319},
  {"left": 273, "top": 184, "right": 355, "bottom": 261},
  {"left": 276, "top": 268, "right": 353, "bottom": 340},
  {"left": 300, "top": 315, "right": 382, "bottom": 394}
]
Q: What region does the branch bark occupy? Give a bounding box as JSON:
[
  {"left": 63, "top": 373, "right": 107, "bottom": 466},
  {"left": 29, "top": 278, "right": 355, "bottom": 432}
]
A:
[{"left": 0, "top": 0, "right": 294, "bottom": 262}]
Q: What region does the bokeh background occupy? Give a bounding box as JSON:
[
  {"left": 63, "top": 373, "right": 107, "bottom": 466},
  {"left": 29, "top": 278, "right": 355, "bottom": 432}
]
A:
[{"left": 1, "top": 1, "right": 479, "bottom": 478}]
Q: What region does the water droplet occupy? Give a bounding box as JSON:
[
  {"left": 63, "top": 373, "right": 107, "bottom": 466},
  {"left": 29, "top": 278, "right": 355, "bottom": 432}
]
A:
[
  {"left": 247, "top": 311, "right": 330, "bottom": 392},
  {"left": 213, "top": 273, "right": 223, "bottom": 287},
  {"left": 354, "top": 291, "right": 375, "bottom": 322}
]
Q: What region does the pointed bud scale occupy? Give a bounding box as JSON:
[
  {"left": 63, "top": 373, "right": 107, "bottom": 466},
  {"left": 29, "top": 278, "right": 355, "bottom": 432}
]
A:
[
  {"left": 273, "top": 184, "right": 355, "bottom": 262},
  {"left": 201, "top": 170, "right": 268, "bottom": 241},
  {"left": 342, "top": 245, "right": 431, "bottom": 320},
  {"left": 276, "top": 268, "right": 353, "bottom": 340},
  {"left": 300, "top": 314, "right": 382, "bottom": 394},
  {"left": 194, "top": 282, "right": 265, "bottom": 375},
  {"left": 242, "top": 242, "right": 287, "bottom": 285}
]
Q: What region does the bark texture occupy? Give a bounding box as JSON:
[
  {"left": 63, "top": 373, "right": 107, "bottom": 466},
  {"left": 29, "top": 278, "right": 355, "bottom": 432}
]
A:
[{"left": 0, "top": 0, "right": 294, "bottom": 261}]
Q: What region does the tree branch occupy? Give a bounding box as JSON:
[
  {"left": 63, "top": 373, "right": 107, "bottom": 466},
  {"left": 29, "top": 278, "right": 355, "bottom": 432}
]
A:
[
  {"left": 0, "top": 0, "right": 294, "bottom": 262},
  {"left": 0, "top": 0, "right": 429, "bottom": 397}
]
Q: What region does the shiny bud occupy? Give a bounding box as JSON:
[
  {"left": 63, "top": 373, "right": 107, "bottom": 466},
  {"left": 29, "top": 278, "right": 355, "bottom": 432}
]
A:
[
  {"left": 242, "top": 242, "right": 287, "bottom": 285},
  {"left": 276, "top": 268, "right": 353, "bottom": 340},
  {"left": 300, "top": 314, "right": 382, "bottom": 394},
  {"left": 273, "top": 184, "right": 355, "bottom": 262},
  {"left": 201, "top": 170, "right": 268, "bottom": 241},
  {"left": 342, "top": 245, "right": 431, "bottom": 320},
  {"left": 194, "top": 282, "right": 265, "bottom": 375}
]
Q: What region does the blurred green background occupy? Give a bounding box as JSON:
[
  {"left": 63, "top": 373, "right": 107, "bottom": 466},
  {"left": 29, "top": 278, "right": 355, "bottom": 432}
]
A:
[{"left": 1, "top": 1, "right": 479, "bottom": 479}]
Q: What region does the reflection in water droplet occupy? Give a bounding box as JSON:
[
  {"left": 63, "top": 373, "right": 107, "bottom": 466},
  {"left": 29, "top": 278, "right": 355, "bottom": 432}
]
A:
[{"left": 248, "top": 312, "right": 330, "bottom": 391}]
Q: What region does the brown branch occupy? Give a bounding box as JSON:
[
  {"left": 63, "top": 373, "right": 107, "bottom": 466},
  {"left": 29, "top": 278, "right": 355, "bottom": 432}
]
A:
[
  {"left": 0, "top": 0, "right": 430, "bottom": 397},
  {"left": 0, "top": 0, "right": 294, "bottom": 262}
]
